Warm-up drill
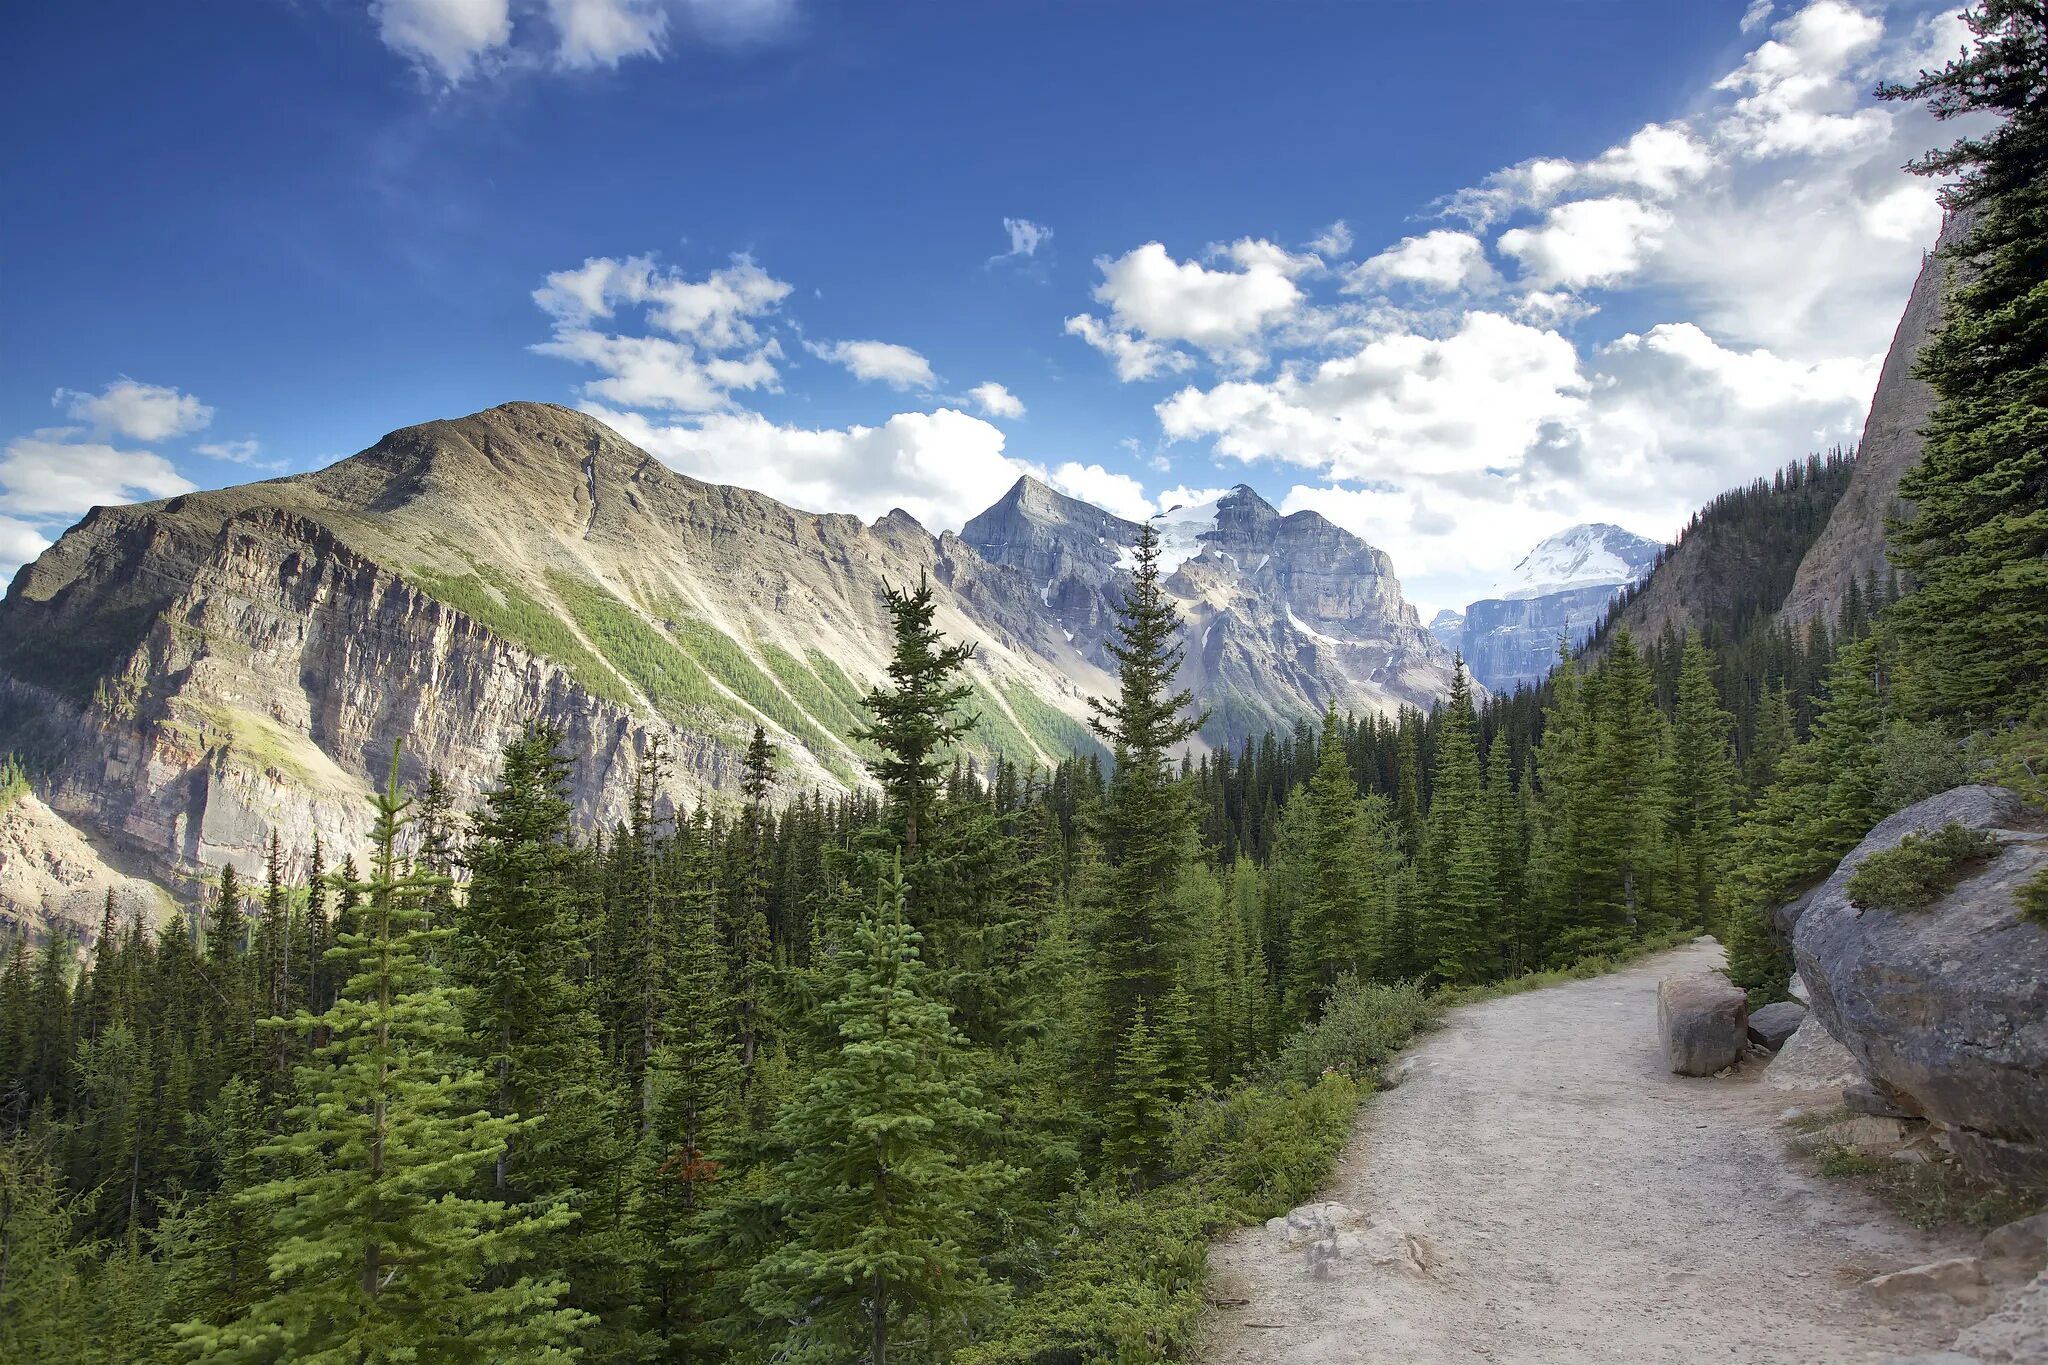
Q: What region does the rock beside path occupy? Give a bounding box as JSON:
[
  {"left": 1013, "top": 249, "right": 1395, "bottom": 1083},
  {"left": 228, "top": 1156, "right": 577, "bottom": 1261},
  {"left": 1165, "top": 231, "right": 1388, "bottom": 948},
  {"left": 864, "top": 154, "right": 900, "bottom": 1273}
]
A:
[
  {"left": 1764, "top": 1012, "right": 1866, "bottom": 1092},
  {"left": 1658, "top": 971, "right": 1749, "bottom": 1075},
  {"left": 1794, "top": 785, "right": 2048, "bottom": 1185},
  {"left": 1748, "top": 1000, "right": 1807, "bottom": 1050}
]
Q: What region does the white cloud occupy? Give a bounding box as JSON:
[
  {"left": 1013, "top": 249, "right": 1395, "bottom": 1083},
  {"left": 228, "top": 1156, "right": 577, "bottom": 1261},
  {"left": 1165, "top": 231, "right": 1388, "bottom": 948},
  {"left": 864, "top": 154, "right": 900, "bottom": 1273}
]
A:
[
  {"left": 1083, "top": 240, "right": 1312, "bottom": 372},
  {"left": 1308, "top": 220, "right": 1354, "bottom": 258},
  {"left": 0, "top": 515, "right": 51, "bottom": 580},
  {"left": 991, "top": 217, "right": 1052, "bottom": 264},
  {"left": 532, "top": 253, "right": 790, "bottom": 411},
  {"left": 546, "top": 0, "right": 668, "bottom": 68},
  {"left": 369, "top": 0, "right": 792, "bottom": 82},
  {"left": 56, "top": 380, "right": 213, "bottom": 442},
  {"left": 371, "top": 0, "right": 513, "bottom": 82},
  {"left": 1048, "top": 462, "right": 1154, "bottom": 522},
  {"left": 1347, "top": 229, "right": 1496, "bottom": 292},
  {"left": 194, "top": 438, "right": 281, "bottom": 470},
  {"left": 1157, "top": 312, "right": 1588, "bottom": 482},
  {"left": 535, "top": 329, "right": 780, "bottom": 411},
  {"left": 1498, "top": 197, "right": 1672, "bottom": 290},
  {"left": 534, "top": 253, "right": 790, "bottom": 348},
  {"left": 968, "top": 382, "right": 1025, "bottom": 418},
  {"left": 1741, "top": 0, "right": 1774, "bottom": 34},
  {"left": 584, "top": 404, "right": 1026, "bottom": 532},
  {"left": 0, "top": 434, "right": 196, "bottom": 519},
  {"left": 1063, "top": 313, "right": 1195, "bottom": 383},
  {"left": 805, "top": 338, "right": 936, "bottom": 391},
  {"left": 1713, "top": 0, "right": 1888, "bottom": 157}
]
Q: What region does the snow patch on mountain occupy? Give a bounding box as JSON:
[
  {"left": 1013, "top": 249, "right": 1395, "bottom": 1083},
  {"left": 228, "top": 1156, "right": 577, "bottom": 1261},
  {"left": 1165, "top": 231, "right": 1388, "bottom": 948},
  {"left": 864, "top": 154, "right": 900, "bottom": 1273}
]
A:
[{"left": 1485, "top": 523, "right": 1660, "bottom": 601}]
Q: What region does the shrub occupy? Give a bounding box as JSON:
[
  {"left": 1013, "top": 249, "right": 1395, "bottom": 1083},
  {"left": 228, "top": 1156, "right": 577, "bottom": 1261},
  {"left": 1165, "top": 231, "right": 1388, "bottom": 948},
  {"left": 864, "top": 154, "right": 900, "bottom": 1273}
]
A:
[
  {"left": 0, "top": 755, "right": 28, "bottom": 808},
  {"left": 1844, "top": 821, "right": 2002, "bottom": 911},
  {"left": 2017, "top": 867, "right": 2048, "bottom": 926},
  {"left": 1266, "top": 975, "right": 1437, "bottom": 1085}
]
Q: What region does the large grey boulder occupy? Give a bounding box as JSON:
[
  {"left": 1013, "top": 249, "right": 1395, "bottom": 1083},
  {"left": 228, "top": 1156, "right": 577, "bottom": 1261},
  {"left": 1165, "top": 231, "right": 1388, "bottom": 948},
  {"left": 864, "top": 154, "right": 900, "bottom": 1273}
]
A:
[
  {"left": 1658, "top": 972, "right": 1749, "bottom": 1076},
  {"left": 1795, "top": 785, "right": 2048, "bottom": 1184}
]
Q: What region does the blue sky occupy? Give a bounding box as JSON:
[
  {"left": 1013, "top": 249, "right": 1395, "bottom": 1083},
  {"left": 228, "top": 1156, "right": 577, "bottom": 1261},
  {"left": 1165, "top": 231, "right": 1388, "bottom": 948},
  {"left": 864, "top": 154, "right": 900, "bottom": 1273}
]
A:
[{"left": 0, "top": 0, "right": 1974, "bottom": 613}]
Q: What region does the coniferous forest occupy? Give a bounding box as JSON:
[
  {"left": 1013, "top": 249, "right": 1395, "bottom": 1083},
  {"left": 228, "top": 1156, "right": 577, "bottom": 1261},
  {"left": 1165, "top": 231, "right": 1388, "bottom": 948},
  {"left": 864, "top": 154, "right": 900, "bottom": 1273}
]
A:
[{"left": 4, "top": 7, "right": 2047, "bottom": 1361}]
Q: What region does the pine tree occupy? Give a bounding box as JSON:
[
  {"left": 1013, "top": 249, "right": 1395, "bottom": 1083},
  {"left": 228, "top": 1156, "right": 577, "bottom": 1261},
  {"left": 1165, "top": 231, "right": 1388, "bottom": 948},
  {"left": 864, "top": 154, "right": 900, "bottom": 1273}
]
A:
[
  {"left": 1286, "top": 706, "right": 1372, "bottom": 1018},
  {"left": 1083, "top": 518, "right": 1204, "bottom": 1057},
  {"left": 1099, "top": 1004, "right": 1172, "bottom": 1190},
  {"left": 1666, "top": 638, "right": 1739, "bottom": 930},
  {"left": 856, "top": 573, "right": 977, "bottom": 865},
  {"left": 456, "top": 723, "right": 629, "bottom": 1338},
  {"left": 1879, "top": 3, "right": 2048, "bottom": 725},
  {"left": 1419, "top": 660, "right": 1485, "bottom": 982},
  {"left": 745, "top": 863, "right": 1010, "bottom": 1364},
  {"left": 180, "top": 748, "right": 590, "bottom": 1363}
]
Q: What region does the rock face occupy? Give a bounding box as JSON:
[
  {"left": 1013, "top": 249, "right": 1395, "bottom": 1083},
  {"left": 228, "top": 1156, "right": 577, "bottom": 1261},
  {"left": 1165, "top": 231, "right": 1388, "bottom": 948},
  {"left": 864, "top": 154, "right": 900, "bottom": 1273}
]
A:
[
  {"left": 961, "top": 477, "right": 1463, "bottom": 742},
  {"left": 0, "top": 404, "right": 1466, "bottom": 904},
  {"left": 0, "top": 792, "right": 172, "bottom": 941},
  {"left": 1442, "top": 523, "right": 1660, "bottom": 694},
  {"left": 1794, "top": 784, "right": 2048, "bottom": 1184},
  {"left": 1779, "top": 207, "right": 1978, "bottom": 630},
  {"left": 1657, "top": 972, "right": 1749, "bottom": 1075}
]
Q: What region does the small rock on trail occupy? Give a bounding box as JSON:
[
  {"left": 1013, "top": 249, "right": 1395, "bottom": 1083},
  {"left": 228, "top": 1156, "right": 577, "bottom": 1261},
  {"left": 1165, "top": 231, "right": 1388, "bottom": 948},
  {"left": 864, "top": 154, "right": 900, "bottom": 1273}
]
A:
[{"left": 1201, "top": 941, "right": 1973, "bottom": 1364}]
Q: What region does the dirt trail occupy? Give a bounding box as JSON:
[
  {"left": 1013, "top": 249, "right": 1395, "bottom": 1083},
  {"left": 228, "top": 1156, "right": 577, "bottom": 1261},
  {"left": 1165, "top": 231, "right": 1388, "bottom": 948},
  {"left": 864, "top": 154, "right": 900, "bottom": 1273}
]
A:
[{"left": 1203, "top": 940, "right": 1970, "bottom": 1364}]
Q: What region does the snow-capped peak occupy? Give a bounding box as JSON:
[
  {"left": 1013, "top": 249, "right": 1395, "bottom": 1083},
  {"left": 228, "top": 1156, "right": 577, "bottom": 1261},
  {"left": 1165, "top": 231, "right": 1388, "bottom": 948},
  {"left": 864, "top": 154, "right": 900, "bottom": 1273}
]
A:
[
  {"left": 1485, "top": 523, "right": 1660, "bottom": 601},
  {"left": 1114, "top": 495, "right": 1224, "bottom": 574}
]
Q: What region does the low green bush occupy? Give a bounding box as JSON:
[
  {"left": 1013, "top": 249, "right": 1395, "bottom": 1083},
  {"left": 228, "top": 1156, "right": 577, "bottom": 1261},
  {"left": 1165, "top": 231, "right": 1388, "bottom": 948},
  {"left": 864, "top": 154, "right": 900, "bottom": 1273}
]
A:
[
  {"left": 2017, "top": 867, "right": 2048, "bottom": 926},
  {"left": 1265, "top": 976, "right": 1438, "bottom": 1085},
  {"left": 1844, "top": 821, "right": 2002, "bottom": 911}
]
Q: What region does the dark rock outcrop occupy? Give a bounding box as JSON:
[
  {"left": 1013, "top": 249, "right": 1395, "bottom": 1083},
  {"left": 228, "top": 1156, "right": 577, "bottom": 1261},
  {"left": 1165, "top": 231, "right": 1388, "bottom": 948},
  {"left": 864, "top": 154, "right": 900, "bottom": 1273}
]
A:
[
  {"left": 1794, "top": 784, "right": 2048, "bottom": 1184},
  {"left": 1747, "top": 1001, "right": 1807, "bottom": 1051}
]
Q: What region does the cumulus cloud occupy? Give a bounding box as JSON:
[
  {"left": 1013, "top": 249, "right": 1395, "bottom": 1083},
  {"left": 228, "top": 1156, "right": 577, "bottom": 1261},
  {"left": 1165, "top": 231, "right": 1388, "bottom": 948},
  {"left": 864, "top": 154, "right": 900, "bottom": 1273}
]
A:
[
  {"left": 1308, "top": 221, "right": 1354, "bottom": 258},
  {"left": 0, "top": 515, "right": 51, "bottom": 581},
  {"left": 0, "top": 434, "right": 196, "bottom": 520},
  {"left": 546, "top": 0, "right": 669, "bottom": 68},
  {"left": 371, "top": 0, "right": 513, "bottom": 82},
  {"left": 1346, "top": 229, "right": 1496, "bottom": 292},
  {"left": 805, "top": 338, "right": 937, "bottom": 391},
  {"left": 1080, "top": 239, "right": 1315, "bottom": 373},
  {"left": 1497, "top": 197, "right": 1672, "bottom": 290},
  {"left": 1714, "top": 0, "right": 1888, "bottom": 157},
  {"left": 194, "top": 438, "right": 284, "bottom": 471},
  {"left": 1063, "top": 313, "right": 1196, "bottom": 383},
  {"left": 56, "top": 380, "right": 213, "bottom": 442},
  {"left": 968, "top": 382, "right": 1025, "bottom": 418},
  {"left": 1047, "top": 462, "right": 1154, "bottom": 522},
  {"left": 532, "top": 253, "right": 791, "bottom": 411},
  {"left": 584, "top": 403, "right": 1026, "bottom": 532}
]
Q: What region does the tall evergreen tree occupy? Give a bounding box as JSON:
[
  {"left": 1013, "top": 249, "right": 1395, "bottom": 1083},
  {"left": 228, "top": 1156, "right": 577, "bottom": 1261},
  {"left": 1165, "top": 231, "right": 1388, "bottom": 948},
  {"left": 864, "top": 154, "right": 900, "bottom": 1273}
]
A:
[
  {"left": 1286, "top": 706, "right": 1372, "bottom": 1018},
  {"left": 745, "top": 864, "right": 1009, "bottom": 1365},
  {"left": 1666, "top": 638, "right": 1739, "bottom": 929},
  {"left": 181, "top": 750, "right": 590, "bottom": 1363},
  {"left": 1879, "top": 3, "right": 2048, "bottom": 725}
]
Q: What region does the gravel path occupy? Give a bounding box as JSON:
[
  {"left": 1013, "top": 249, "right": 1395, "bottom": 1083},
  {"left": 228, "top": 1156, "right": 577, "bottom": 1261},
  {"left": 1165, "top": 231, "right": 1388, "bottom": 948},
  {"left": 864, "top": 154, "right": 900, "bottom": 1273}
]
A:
[{"left": 1202, "top": 940, "right": 1970, "bottom": 1364}]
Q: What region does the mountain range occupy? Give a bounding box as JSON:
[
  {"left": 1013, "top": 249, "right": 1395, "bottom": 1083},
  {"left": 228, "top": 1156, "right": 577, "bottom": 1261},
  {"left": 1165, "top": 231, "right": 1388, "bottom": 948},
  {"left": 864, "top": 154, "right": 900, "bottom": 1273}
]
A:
[{"left": 0, "top": 403, "right": 1459, "bottom": 916}]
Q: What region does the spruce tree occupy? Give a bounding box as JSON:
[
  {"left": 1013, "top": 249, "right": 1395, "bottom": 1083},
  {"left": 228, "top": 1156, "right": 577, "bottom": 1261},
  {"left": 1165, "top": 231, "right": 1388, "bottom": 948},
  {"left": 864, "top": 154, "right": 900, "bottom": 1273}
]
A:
[
  {"left": 745, "top": 863, "right": 1010, "bottom": 1364},
  {"left": 856, "top": 573, "right": 976, "bottom": 864},
  {"left": 1286, "top": 706, "right": 1372, "bottom": 1018},
  {"left": 1879, "top": 3, "right": 2048, "bottom": 725},
  {"left": 1083, "top": 519, "right": 1203, "bottom": 1055},
  {"left": 1666, "top": 638, "right": 1739, "bottom": 930},
  {"left": 456, "top": 723, "right": 629, "bottom": 1338},
  {"left": 180, "top": 749, "right": 589, "bottom": 1364},
  {"left": 1419, "top": 660, "right": 1485, "bottom": 982}
]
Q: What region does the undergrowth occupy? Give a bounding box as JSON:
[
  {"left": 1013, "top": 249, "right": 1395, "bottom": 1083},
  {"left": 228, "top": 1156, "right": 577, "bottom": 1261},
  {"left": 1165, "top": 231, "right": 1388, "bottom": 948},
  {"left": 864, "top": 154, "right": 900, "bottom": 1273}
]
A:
[
  {"left": 1811, "top": 1142, "right": 2039, "bottom": 1231},
  {"left": 1844, "top": 821, "right": 2002, "bottom": 911}
]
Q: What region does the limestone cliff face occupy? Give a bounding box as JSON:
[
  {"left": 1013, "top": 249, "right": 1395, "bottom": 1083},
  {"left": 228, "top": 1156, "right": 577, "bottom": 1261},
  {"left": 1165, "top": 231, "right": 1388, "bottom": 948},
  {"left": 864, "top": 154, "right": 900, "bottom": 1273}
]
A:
[
  {"left": 0, "top": 404, "right": 1115, "bottom": 893},
  {"left": 1778, "top": 207, "right": 1978, "bottom": 631}
]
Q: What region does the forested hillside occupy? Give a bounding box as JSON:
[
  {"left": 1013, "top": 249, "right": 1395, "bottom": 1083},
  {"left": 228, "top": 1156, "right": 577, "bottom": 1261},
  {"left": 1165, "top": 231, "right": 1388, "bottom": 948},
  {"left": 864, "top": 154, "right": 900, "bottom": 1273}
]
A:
[{"left": 3, "top": 6, "right": 2045, "bottom": 1362}]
